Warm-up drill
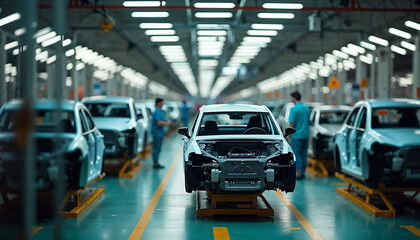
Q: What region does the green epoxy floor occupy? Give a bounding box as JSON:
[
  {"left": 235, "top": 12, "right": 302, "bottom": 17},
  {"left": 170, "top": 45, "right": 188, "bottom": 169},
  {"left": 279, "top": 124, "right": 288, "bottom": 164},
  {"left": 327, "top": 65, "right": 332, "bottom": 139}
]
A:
[{"left": 1, "top": 133, "right": 420, "bottom": 239}]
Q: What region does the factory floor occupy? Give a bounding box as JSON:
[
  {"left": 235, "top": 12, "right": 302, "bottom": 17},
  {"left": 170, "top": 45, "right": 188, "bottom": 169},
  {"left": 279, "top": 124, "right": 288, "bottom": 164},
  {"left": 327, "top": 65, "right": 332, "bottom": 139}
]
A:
[{"left": 1, "top": 133, "right": 420, "bottom": 240}]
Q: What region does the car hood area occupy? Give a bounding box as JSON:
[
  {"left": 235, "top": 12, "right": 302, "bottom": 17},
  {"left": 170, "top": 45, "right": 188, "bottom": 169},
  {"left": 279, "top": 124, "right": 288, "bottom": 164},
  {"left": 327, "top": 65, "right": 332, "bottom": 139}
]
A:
[
  {"left": 316, "top": 124, "right": 342, "bottom": 136},
  {"left": 370, "top": 128, "right": 420, "bottom": 148},
  {"left": 92, "top": 117, "right": 135, "bottom": 131}
]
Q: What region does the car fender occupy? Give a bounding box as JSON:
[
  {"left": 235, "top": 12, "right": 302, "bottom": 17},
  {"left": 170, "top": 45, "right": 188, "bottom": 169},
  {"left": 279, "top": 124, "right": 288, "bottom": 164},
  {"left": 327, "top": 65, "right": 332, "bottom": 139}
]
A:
[{"left": 68, "top": 134, "right": 89, "bottom": 159}]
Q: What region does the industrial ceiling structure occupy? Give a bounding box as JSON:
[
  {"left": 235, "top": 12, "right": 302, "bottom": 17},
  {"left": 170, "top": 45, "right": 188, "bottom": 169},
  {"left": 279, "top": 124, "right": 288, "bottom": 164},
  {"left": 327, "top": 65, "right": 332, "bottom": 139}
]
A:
[{"left": 1, "top": 0, "right": 420, "bottom": 99}]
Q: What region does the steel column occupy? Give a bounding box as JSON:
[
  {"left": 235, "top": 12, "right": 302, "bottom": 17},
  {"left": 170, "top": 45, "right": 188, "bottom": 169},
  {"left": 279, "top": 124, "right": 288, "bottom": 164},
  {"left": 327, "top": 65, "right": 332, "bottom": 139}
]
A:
[
  {"left": 337, "top": 68, "right": 347, "bottom": 105},
  {"left": 370, "top": 53, "right": 376, "bottom": 99},
  {"left": 315, "top": 74, "right": 323, "bottom": 102},
  {"left": 0, "top": 32, "right": 6, "bottom": 106},
  {"left": 46, "top": 63, "right": 55, "bottom": 98},
  {"left": 356, "top": 58, "right": 368, "bottom": 99},
  {"left": 85, "top": 65, "right": 94, "bottom": 97},
  {"left": 413, "top": 36, "right": 420, "bottom": 99},
  {"left": 377, "top": 47, "right": 392, "bottom": 99}
]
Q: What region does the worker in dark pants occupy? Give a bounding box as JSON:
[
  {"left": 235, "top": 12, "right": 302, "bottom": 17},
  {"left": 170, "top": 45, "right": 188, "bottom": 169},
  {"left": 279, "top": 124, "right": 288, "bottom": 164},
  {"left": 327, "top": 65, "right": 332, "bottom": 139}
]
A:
[
  {"left": 180, "top": 100, "right": 190, "bottom": 127},
  {"left": 151, "top": 98, "right": 171, "bottom": 169},
  {"left": 288, "top": 91, "right": 310, "bottom": 179}
]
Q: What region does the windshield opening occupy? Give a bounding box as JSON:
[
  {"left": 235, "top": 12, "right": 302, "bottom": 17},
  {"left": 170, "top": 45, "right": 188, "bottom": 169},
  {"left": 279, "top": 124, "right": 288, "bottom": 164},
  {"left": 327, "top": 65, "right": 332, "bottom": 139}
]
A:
[
  {"left": 85, "top": 103, "right": 131, "bottom": 118},
  {"left": 0, "top": 110, "right": 76, "bottom": 133},
  {"left": 197, "top": 112, "right": 279, "bottom": 136},
  {"left": 372, "top": 107, "right": 420, "bottom": 128},
  {"left": 319, "top": 111, "right": 349, "bottom": 124}
]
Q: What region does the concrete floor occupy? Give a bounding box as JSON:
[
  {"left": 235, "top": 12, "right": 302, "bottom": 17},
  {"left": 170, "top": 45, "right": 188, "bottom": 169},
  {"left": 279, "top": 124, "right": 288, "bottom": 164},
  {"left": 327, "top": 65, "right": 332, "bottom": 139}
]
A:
[{"left": 1, "top": 133, "right": 420, "bottom": 240}]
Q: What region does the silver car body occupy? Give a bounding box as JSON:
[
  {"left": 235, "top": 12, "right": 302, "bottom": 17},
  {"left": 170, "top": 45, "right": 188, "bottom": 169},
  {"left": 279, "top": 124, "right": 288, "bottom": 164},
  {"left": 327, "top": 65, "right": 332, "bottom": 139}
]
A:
[
  {"left": 0, "top": 99, "right": 105, "bottom": 190},
  {"left": 134, "top": 103, "right": 152, "bottom": 150},
  {"left": 308, "top": 105, "right": 351, "bottom": 158},
  {"left": 334, "top": 99, "right": 420, "bottom": 183},
  {"left": 83, "top": 96, "right": 144, "bottom": 157},
  {"left": 181, "top": 104, "right": 296, "bottom": 193}
]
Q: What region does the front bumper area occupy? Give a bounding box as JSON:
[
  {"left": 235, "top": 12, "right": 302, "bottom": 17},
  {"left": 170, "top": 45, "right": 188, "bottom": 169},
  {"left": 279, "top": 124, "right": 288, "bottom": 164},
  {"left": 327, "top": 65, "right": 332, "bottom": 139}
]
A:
[{"left": 386, "top": 146, "right": 420, "bottom": 181}]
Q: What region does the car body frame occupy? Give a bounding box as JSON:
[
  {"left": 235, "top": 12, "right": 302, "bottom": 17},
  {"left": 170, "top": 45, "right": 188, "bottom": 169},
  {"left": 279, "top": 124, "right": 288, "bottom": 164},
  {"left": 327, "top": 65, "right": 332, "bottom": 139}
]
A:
[{"left": 179, "top": 104, "right": 296, "bottom": 194}]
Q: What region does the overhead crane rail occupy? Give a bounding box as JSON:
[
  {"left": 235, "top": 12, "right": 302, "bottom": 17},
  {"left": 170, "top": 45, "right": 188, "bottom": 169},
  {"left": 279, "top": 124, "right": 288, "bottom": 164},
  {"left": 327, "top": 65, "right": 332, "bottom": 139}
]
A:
[
  {"left": 196, "top": 190, "right": 274, "bottom": 217},
  {"left": 335, "top": 172, "right": 420, "bottom": 218}
]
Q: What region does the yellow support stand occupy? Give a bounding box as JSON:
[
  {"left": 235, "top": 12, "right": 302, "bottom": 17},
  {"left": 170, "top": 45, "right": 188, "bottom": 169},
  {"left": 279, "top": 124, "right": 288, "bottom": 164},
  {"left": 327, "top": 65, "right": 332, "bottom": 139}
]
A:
[
  {"left": 335, "top": 172, "right": 420, "bottom": 218},
  {"left": 196, "top": 190, "right": 274, "bottom": 217},
  {"left": 61, "top": 173, "right": 106, "bottom": 219},
  {"left": 306, "top": 157, "right": 330, "bottom": 177},
  {"left": 118, "top": 156, "right": 143, "bottom": 178}
]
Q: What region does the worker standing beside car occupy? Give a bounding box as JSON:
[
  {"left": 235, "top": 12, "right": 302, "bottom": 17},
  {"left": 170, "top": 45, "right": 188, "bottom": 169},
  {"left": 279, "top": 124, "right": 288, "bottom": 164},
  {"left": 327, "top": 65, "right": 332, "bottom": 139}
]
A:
[
  {"left": 288, "top": 91, "right": 311, "bottom": 179},
  {"left": 151, "top": 98, "right": 171, "bottom": 168}
]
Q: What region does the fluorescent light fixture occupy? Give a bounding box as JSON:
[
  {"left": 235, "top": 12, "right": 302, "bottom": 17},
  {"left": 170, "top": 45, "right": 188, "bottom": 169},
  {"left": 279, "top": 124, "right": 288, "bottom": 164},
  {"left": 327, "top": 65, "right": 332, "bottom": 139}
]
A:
[
  {"left": 262, "top": 3, "right": 303, "bottom": 9},
  {"left": 145, "top": 30, "right": 176, "bottom": 35},
  {"left": 332, "top": 50, "right": 349, "bottom": 59},
  {"left": 139, "top": 23, "right": 173, "bottom": 29},
  {"left": 401, "top": 41, "right": 416, "bottom": 51},
  {"left": 247, "top": 30, "right": 278, "bottom": 36},
  {"left": 42, "top": 35, "right": 61, "bottom": 47},
  {"left": 360, "top": 41, "right": 376, "bottom": 51},
  {"left": 388, "top": 27, "right": 412, "bottom": 39},
  {"left": 251, "top": 24, "right": 284, "bottom": 30},
  {"left": 150, "top": 36, "right": 179, "bottom": 42},
  {"left": 199, "top": 60, "right": 219, "bottom": 67},
  {"left": 341, "top": 47, "right": 358, "bottom": 57},
  {"left": 196, "top": 24, "right": 230, "bottom": 29},
  {"left": 240, "top": 41, "right": 267, "bottom": 47},
  {"left": 46, "top": 55, "right": 57, "bottom": 64},
  {"left": 243, "top": 36, "right": 272, "bottom": 43},
  {"left": 368, "top": 35, "right": 388, "bottom": 46},
  {"left": 36, "top": 31, "right": 57, "bottom": 44},
  {"left": 0, "top": 13, "right": 21, "bottom": 27},
  {"left": 12, "top": 49, "right": 19, "bottom": 55},
  {"left": 65, "top": 49, "right": 75, "bottom": 57},
  {"left": 257, "top": 13, "right": 294, "bottom": 19},
  {"left": 123, "top": 1, "right": 166, "bottom": 7},
  {"left": 62, "top": 39, "right": 72, "bottom": 47},
  {"left": 390, "top": 45, "right": 407, "bottom": 55},
  {"left": 131, "top": 12, "right": 169, "bottom": 18},
  {"left": 347, "top": 43, "right": 365, "bottom": 54},
  {"left": 405, "top": 20, "right": 420, "bottom": 31},
  {"left": 197, "top": 30, "right": 227, "bottom": 36},
  {"left": 14, "top": 27, "right": 26, "bottom": 36},
  {"left": 195, "top": 12, "right": 233, "bottom": 18},
  {"left": 194, "top": 2, "right": 235, "bottom": 8},
  {"left": 359, "top": 55, "right": 373, "bottom": 65},
  {"left": 4, "top": 41, "right": 19, "bottom": 50}
]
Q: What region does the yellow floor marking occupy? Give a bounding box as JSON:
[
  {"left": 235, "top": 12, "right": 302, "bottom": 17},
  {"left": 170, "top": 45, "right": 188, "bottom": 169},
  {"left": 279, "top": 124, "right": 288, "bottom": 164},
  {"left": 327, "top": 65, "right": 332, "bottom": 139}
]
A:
[
  {"left": 213, "top": 227, "right": 231, "bottom": 240},
  {"left": 33, "top": 226, "right": 43, "bottom": 235},
  {"left": 289, "top": 227, "right": 301, "bottom": 230},
  {"left": 401, "top": 225, "right": 420, "bottom": 237},
  {"left": 275, "top": 191, "right": 325, "bottom": 240},
  {"left": 128, "top": 148, "right": 183, "bottom": 240}
]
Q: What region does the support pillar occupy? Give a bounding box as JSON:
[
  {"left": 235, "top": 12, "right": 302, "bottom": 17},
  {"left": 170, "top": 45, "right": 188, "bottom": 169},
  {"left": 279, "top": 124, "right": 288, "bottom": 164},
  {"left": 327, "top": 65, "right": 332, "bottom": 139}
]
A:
[
  {"left": 413, "top": 36, "right": 420, "bottom": 99},
  {"left": 315, "top": 74, "right": 323, "bottom": 103},
  {"left": 377, "top": 47, "right": 392, "bottom": 99},
  {"left": 337, "top": 68, "right": 347, "bottom": 105},
  {"left": 356, "top": 58, "right": 368, "bottom": 100},
  {"left": 0, "top": 32, "right": 6, "bottom": 106},
  {"left": 85, "top": 65, "right": 93, "bottom": 97},
  {"left": 46, "top": 63, "right": 55, "bottom": 98},
  {"left": 370, "top": 53, "right": 376, "bottom": 99}
]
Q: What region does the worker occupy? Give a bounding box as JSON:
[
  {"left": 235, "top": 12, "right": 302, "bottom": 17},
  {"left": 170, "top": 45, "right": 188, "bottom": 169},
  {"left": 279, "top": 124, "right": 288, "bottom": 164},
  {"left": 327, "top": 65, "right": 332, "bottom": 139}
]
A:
[
  {"left": 151, "top": 98, "right": 171, "bottom": 168},
  {"left": 180, "top": 100, "right": 190, "bottom": 127},
  {"left": 288, "top": 91, "right": 310, "bottom": 179}
]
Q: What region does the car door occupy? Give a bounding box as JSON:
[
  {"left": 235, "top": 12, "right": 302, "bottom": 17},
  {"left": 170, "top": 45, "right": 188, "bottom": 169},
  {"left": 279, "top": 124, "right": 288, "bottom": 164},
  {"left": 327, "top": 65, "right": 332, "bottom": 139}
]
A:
[
  {"left": 342, "top": 107, "right": 361, "bottom": 166},
  {"left": 351, "top": 107, "right": 367, "bottom": 168},
  {"left": 131, "top": 101, "right": 143, "bottom": 152},
  {"left": 308, "top": 110, "right": 317, "bottom": 154},
  {"left": 80, "top": 109, "right": 101, "bottom": 182}
]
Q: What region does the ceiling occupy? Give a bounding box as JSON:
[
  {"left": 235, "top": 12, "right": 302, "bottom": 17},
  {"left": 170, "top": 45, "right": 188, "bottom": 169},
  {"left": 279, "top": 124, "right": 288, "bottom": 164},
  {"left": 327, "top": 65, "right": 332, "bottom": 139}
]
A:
[{"left": 1, "top": 0, "right": 419, "bottom": 99}]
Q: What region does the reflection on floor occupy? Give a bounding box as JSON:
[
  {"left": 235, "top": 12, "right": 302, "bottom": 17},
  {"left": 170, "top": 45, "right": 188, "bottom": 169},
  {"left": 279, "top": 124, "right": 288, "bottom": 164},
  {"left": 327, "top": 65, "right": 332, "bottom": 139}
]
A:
[{"left": 1, "top": 132, "right": 420, "bottom": 240}]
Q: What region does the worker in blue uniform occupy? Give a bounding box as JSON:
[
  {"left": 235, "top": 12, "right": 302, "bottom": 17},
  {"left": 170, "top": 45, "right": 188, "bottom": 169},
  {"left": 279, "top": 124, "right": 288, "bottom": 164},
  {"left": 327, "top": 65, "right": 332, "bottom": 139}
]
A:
[
  {"left": 180, "top": 100, "right": 191, "bottom": 127},
  {"left": 151, "top": 98, "right": 171, "bottom": 168},
  {"left": 288, "top": 91, "right": 311, "bottom": 179}
]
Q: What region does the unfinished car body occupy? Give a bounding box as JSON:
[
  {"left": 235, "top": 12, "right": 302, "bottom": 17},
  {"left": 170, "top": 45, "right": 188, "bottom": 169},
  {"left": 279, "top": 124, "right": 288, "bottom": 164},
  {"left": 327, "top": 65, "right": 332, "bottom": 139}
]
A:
[
  {"left": 334, "top": 99, "right": 420, "bottom": 185},
  {"left": 0, "top": 100, "right": 105, "bottom": 190},
  {"left": 178, "top": 104, "right": 296, "bottom": 193}
]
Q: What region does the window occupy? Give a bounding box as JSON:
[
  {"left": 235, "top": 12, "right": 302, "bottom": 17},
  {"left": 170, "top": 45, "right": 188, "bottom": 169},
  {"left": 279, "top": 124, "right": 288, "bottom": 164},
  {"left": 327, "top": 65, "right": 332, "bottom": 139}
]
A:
[
  {"left": 83, "top": 110, "right": 96, "bottom": 131},
  {"left": 345, "top": 107, "right": 360, "bottom": 127},
  {"left": 319, "top": 110, "right": 349, "bottom": 125},
  {"left": 79, "top": 110, "right": 89, "bottom": 133},
  {"left": 85, "top": 103, "right": 131, "bottom": 118},
  {"left": 136, "top": 107, "right": 144, "bottom": 119},
  {"left": 198, "top": 112, "right": 279, "bottom": 136},
  {"left": 356, "top": 108, "right": 367, "bottom": 129},
  {"left": 372, "top": 107, "right": 420, "bottom": 128},
  {"left": 190, "top": 112, "right": 199, "bottom": 135}
]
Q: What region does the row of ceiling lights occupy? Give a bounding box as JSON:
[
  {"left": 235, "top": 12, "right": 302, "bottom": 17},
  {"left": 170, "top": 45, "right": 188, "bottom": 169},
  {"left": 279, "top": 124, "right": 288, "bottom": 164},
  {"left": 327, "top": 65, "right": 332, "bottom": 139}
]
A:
[{"left": 256, "top": 20, "right": 420, "bottom": 94}]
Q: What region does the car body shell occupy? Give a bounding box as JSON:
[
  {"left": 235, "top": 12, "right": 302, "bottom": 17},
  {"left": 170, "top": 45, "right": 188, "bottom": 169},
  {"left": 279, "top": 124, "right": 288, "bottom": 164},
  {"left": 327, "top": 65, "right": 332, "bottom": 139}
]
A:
[
  {"left": 181, "top": 104, "right": 296, "bottom": 193},
  {"left": 0, "top": 99, "right": 105, "bottom": 190},
  {"left": 83, "top": 96, "right": 144, "bottom": 157},
  {"left": 308, "top": 105, "right": 351, "bottom": 159},
  {"left": 334, "top": 99, "right": 420, "bottom": 183}
]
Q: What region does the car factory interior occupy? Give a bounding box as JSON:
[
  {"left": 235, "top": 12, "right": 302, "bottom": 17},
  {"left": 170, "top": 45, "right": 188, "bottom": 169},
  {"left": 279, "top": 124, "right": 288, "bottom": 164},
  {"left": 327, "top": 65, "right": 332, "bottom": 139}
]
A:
[{"left": 0, "top": 0, "right": 420, "bottom": 239}]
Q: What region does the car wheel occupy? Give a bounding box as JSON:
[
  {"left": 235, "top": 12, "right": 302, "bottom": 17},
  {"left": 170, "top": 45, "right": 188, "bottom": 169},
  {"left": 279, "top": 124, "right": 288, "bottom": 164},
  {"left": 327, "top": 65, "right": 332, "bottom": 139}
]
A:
[
  {"left": 334, "top": 146, "right": 342, "bottom": 173},
  {"left": 184, "top": 164, "right": 193, "bottom": 193},
  {"left": 366, "top": 152, "right": 382, "bottom": 184},
  {"left": 283, "top": 163, "right": 296, "bottom": 192},
  {"left": 68, "top": 153, "right": 83, "bottom": 190},
  {"left": 129, "top": 133, "right": 139, "bottom": 159}
]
